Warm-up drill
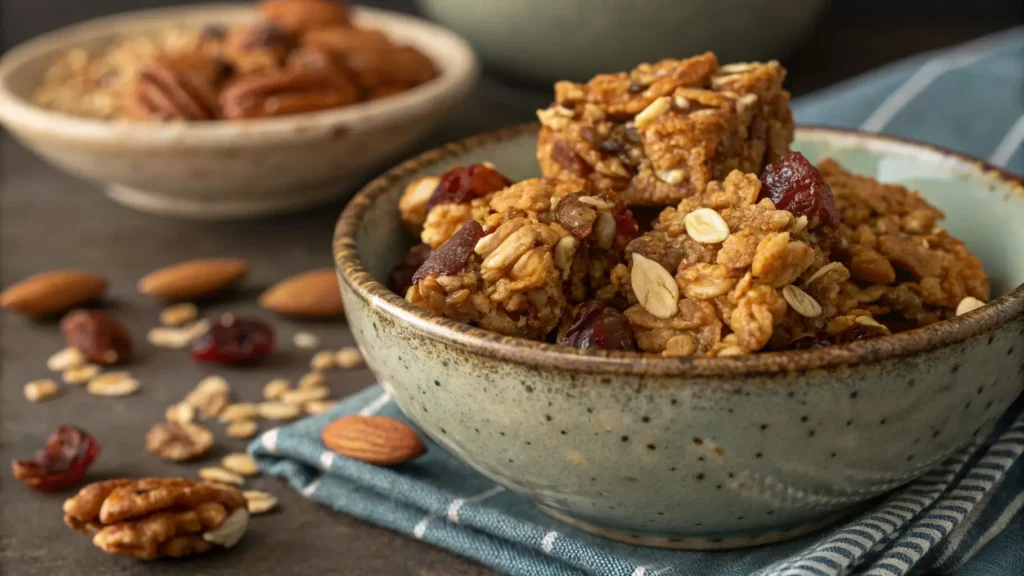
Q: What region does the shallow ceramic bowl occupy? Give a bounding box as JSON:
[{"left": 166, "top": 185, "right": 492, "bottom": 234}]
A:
[
  {"left": 334, "top": 125, "right": 1024, "bottom": 548},
  {"left": 0, "top": 4, "right": 477, "bottom": 219},
  {"left": 418, "top": 0, "right": 825, "bottom": 84}
]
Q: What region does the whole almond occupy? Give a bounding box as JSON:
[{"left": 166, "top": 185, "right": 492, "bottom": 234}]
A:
[
  {"left": 321, "top": 415, "right": 426, "bottom": 466},
  {"left": 0, "top": 270, "right": 106, "bottom": 317},
  {"left": 138, "top": 258, "right": 248, "bottom": 301},
  {"left": 259, "top": 268, "right": 343, "bottom": 318}
]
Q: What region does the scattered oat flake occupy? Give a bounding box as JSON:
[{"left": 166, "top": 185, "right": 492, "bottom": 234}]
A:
[
  {"left": 281, "top": 387, "right": 329, "bottom": 405},
  {"left": 258, "top": 402, "right": 301, "bottom": 421},
  {"left": 221, "top": 453, "right": 259, "bottom": 477},
  {"left": 47, "top": 347, "right": 85, "bottom": 372},
  {"left": 160, "top": 302, "right": 199, "bottom": 326},
  {"left": 304, "top": 400, "right": 337, "bottom": 415},
  {"left": 298, "top": 372, "right": 325, "bottom": 389},
  {"left": 24, "top": 379, "right": 60, "bottom": 403},
  {"left": 227, "top": 419, "right": 258, "bottom": 438},
  {"left": 63, "top": 364, "right": 100, "bottom": 385},
  {"left": 263, "top": 378, "right": 291, "bottom": 400},
  {"left": 310, "top": 350, "right": 336, "bottom": 371},
  {"left": 218, "top": 403, "right": 259, "bottom": 423},
  {"left": 86, "top": 372, "right": 140, "bottom": 396},
  {"left": 147, "top": 326, "right": 193, "bottom": 348},
  {"left": 244, "top": 490, "right": 278, "bottom": 514},
  {"left": 165, "top": 402, "right": 195, "bottom": 424},
  {"left": 199, "top": 466, "right": 245, "bottom": 486},
  {"left": 293, "top": 331, "right": 320, "bottom": 349},
  {"left": 336, "top": 347, "right": 363, "bottom": 369}
]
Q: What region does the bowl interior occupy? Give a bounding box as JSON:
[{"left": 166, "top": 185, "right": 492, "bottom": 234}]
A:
[{"left": 354, "top": 126, "right": 1024, "bottom": 336}]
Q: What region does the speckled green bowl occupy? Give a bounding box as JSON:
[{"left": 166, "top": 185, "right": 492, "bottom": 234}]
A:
[{"left": 333, "top": 124, "right": 1024, "bottom": 549}]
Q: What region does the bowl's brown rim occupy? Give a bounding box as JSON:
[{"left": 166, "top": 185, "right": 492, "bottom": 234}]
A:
[{"left": 333, "top": 122, "right": 1024, "bottom": 378}]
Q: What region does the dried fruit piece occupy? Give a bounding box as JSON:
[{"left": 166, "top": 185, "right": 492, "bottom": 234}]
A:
[
  {"left": 221, "top": 454, "right": 259, "bottom": 477},
  {"left": 263, "top": 378, "right": 291, "bottom": 399},
  {"left": 199, "top": 467, "right": 245, "bottom": 486},
  {"left": 260, "top": 268, "right": 344, "bottom": 318},
  {"left": 61, "top": 309, "right": 133, "bottom": 365},
  {"left": 87, "top": 372, "right": 140, "bottom": 397},
  {"left": 192, "top": 314, "right": 274, "bottom": 365},
  {"left": 558, "top": 301, "right": 636, "bottom": 351},
  {"left": 145, "top": 422, "right": 214, "bottom": 462},
  {"left": 293, "top": 331, "right": 320, "bottom": 349},
  {"left": 425, "top": 164, "right": 511, "bottom": 213},
  {"left": 554, "top": 193, "right": 599, "bottom": 239},
  {"left": 335, "top": 346, "right": 363, "bottom": 369},
  {"left": 12, "top": 426, "right": 100, "bottom": 492},
  {"left": 258, "top": 402, "right": 302, "bottom": 421},
  {"left": 138, "top": 258, "right": 248, "bottom": 301},
  {"left": 684, "top": 208, "right": 731, "bottom": 244},
  {"left": 0, "top": 270, "right": 106, "bottom": 317},
  {"left": 310, "top": 350, "right": 336, "bottom": 371},
  {"left": 760, "top": 152, "right": 840, "bottom": 230},
  {"left": 412, "top": 221, "right": 486, "bottom": 284},
  {"left": 48, "top": 347, "right": 86, "bottom": 372},
  {"left": 160, "top": 303, "right": 199, "bottom": 326},
  {"left": 321, "top": 415, "right": 426, "bottom": 466},
  {"left": 390, "top": 243, "right": 432, "bottom": 295},
  {"left": 227, "top": 420, "right": 258, "bottom": 439},
  {"left": 63, "top": 364, "right": 100, "bottom": 385},
  {"left": 243, "top": 490, "right": 278, "bottom": 514},
  {"left": 24, "top": 379, "right": 61, "bottom": 403},
  {"left": 956, "top": 296, "right": 985, "bottom": 316},
  {"left": 630, "top": 253, "right": 680, "bottom": 319}
]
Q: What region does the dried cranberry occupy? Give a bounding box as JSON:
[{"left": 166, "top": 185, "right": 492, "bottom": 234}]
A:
[
  {"left": 790, "top": 334, "right": 833, "bottom": 350},
  {"left": 558, "top": 301, "right": 636, "bottom": 351},
  {"left": 391, "top": 243, "right": 433, "bottom": 295},
  {"left": 192, "top": 313, "right": 274, "bottom": 364},
  {"left": 760, "top": 152, "right": 840, "bottom": 230},
  {"left": 12, "top": 426, "right": 100, "bottom": 492},
  {"left": 411, "top": 221, "right": 485, "bottom": 284},
  {"left": 551, "top": 140, "right": 592, "bottom": 178},
  {"left": 60, "top": 309, "right": 133, "bottom": 365},
  {"left": 836, "top": 322, "right": 887, "bottom": 344},
  {"left": 613, "top": 201, "right": 639, "bottom": 243},
  {"left": 425, "top": 164, "right": 511, "bottom": 213},
  {"left": 555, "top": 193, "right": 598, "bottom": 239}
]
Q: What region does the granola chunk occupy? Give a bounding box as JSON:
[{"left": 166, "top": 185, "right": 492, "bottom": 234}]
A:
[
  {"left": 820, "top": 159, "right": 990, "bottom": 327},
  {"left": 536, "top": 53, "right": 794, "bottom": 206},
  {"left": 63, "top": 478, "right": 247, "bottom": 559},
  {"left": 407, "top": 178, "right": 637, "bottom": 340}
]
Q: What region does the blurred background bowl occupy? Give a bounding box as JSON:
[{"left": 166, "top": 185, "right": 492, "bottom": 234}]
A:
[
  {"left": 418, "top": 0, "right": 827, "bottom": 86},
  {"left": 0, "top": 3, "right": 478, "bottom": 220}
]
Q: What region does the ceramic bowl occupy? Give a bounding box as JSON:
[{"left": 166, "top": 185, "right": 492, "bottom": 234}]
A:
[
  {"left": 334, "top": 124, "right": 1024, "bottom": 548},
  {"left": 0, "top": 4, "right": 477, "bottom": 220},
  {"left": 418, "top": 0, "right": 826, "bottom": 85}
]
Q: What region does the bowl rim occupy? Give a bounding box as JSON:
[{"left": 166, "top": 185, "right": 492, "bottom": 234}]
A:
[
  {"left": 333, "top": 123, "right": 1024, "bottom": 378},
  {"left": 0, "top": 3, "right": 478, "bottom": 147}
]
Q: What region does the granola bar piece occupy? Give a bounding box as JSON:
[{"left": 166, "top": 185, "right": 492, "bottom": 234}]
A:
[
  {"left": 820, "top": 159, "right": 990, "bottom": 327},
  {"left": 406, "top": 178, "right": 637, "bottom": 340},
  {"left": 536, "top": 52, "right": 794, "bottom": 206}
]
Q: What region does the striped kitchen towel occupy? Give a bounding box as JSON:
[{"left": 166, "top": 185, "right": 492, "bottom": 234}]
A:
[{"left": 251, "top": 27, "right": 1024, "bottom": 576}]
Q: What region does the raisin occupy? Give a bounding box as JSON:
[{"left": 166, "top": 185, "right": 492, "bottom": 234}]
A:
[
  {"left": 60, "top": 309, "right": 133, "bottom": 365},
  {"left": 241, "top": 22, "right": 294, "bottom": 52},
  {"left": 628, "top": 81, "right": 647, "bottom": 94},
  {"left": 760, "top": 152, "right": 840, "bottom": 230},
  {"left": 612, "top": 201, "right": 639, "bottom": 245},
  {"left": 411, "top": 221, "right": 485, "bottom": 284},
  {"left": 554, "top": 193, "right": 598, "bottom": 239},
  {"left": 598, "top": 139, "right": 623, "bottom": 154},
  {"left": 192, "top": 314, "right": 274, "bottom": 364},
  {"left": 624, "top": 125, "right": 642, "bottom": 143},
  {"left": 836, "top": 323, "right": 887, "bottom": 344},
  {"left": 558, "top": 301, "right": 636, "bottom": 351},
  {"left": 11, "top": 426, "right": 100, "bottom": 492},
  {"left": 551, "top": 140, "right": 592, "bottom": 178},
  {"left": 391, "top": 243, "right": 432, "bottom": 295},
  {"left": 425, "top": 164, "right": 511, "bottom": 213}
]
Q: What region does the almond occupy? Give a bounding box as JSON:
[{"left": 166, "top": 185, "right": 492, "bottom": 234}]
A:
[
  {"left": 321, "top": 415, "right": 426, "bottom": 466},
  {"left": 0, "top": 270, "right": 106, "bottom": 317},
  {"left": 138, "top": 258, "right": 248, "bottom": 301},
  {"left": 259, "top": 268, "right": 343, "bottom": 318}
]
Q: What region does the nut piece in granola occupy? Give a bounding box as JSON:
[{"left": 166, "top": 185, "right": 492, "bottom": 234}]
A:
[
  {"left": 62, "top": 477, "right": 247, "bottom": 559},
  {"left": 128, "top": 52, "right": 226, "bottom": 121},
  {"left": 536, "top": 52, "right": 793, "bottom": 205},
  {"left": 145, "top": 423, "right": 215, "bottom": 462}
]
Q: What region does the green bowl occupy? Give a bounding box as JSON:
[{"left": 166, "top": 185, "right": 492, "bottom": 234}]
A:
[{"left": 334, "top": 125, "right": 1024, "bottom": 549}]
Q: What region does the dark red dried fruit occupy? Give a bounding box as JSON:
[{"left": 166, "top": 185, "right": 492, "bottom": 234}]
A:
[
  {"left": 555, "top": 193, "right": 598, "bottom": 239},
  {"left": 612, "top": 201, "right": 639, "bottom": 245},
  {"left": 425, "top": 164, "right": 511, "bottom": 213},
  {"left": 552, "top": 140, "right": 592, "bottom": 178},
  {"left": 391, "top": 243, "right": 433, "bottom": 295},
  {"left": 60, "top": 309, "right": 133, "bottom": 365},
  {"left": 598, "top": 139, "right": 623, "bottom": 154},
  {"left": 558, "top": 301, "right": 636, "bottom": 351},
  {"left": 760, "top": 152, "right": 840, "bottom": 230},
  {"left": 836, "top": 322, "right": 887, "bottom": 344},
  {"left": 12, "top": 426, "right": 100, "bottom": 492},
  {"left": 411, "top": 221, "right": 485, "bottom": 284},
  {"left": 192, "top": 313, "right": 274, "bottom": 364}
]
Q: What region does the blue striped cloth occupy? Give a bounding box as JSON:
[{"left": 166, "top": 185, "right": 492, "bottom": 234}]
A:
[{"left": 251, "top": 28, "right": 1024, "bottom": 576}]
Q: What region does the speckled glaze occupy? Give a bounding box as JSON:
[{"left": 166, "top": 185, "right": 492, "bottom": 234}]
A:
[
  {"left": 0, "top": 4, "right": 477, "bottom": 219},
  {"left": 334, "top": 125, "right": 1024, "bottom": 548}
]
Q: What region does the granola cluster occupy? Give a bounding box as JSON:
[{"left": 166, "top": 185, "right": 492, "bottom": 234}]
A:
[
  {"left": 32, "top": 0, "right": 436, "bottom": 121},
  {"left": 63, "top": 478, "right": 248, "bottom": 559},
  {"left": 536, "top": 52, "right": 793, "bottom": 206},
  {"left": 393, "top": 51, "right": 990, "bottom": 356}
]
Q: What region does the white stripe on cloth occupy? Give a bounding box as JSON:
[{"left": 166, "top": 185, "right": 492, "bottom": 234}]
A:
[
  {"left": 861, "top": 415, "right": 1024, "bottom": 576},
  {"left": 413, "top": 517, "right": 430, "bottom": 539},
  {"left": 989, "top": 113, "right": 1024, "bottom": 167},
  {"left": 301, "top": 478, "right": 321, "bottom": 497},
  {"left": 260, "top": 428, "right": 280, "bottom": 453},
  {"left": 319, "top": 451, "right": 335, "bottom": 471},
  {"left": 412, "top": 486, "right": 505, "bottom": 540},
  {"left": 757, "top": 440, "right": 983, "bottom": 576},
  {"left": 541, "top": 531, "right": 559, "bottom": 554},
  {"left": 358, "top": 390, "right": 393, "bottom": 416},
  {"left": 932, "top": 484, "right": 1007, "bottom": 567},
  {"left": 860, "top": 28, "right": 1024, "bottom": 132},
  {"left": 630, "top": 567, "right": 647, "bottom": 576},
  {"left": 951, "top": 491, "right": 1024, "bottom": 569}
]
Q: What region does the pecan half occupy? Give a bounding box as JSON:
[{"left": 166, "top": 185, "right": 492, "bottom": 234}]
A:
[
  {"left": 128, "top": 53, "right": 225, "bottom": 121},
  {"left": 261, "top": 0, "right": 352, "bottom": 34},
  {"left": 219, "top": 61, "right": 358, "bottom": 119},
  {"left": 300, "top": 27, "right": 436, "bottom": 98}
]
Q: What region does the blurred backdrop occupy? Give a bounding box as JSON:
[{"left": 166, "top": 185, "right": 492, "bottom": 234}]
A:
[{"left": 2, "top": 0, "right": 1021, "bottom": 96}]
